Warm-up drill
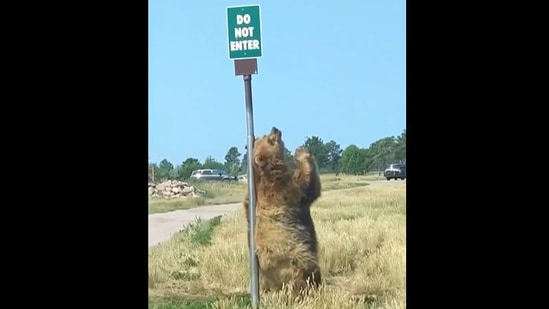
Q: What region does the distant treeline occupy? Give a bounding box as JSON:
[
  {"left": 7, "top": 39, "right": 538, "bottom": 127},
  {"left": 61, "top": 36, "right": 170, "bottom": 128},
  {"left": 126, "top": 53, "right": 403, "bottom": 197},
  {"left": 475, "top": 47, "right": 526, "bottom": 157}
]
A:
[{"left": 149, "top": 129, "right": 406, "bottom": 181}]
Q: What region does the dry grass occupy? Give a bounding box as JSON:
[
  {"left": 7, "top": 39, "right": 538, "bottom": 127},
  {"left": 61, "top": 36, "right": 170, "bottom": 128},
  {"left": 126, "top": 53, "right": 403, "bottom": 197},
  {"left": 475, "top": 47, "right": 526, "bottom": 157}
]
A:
[
  {"left": 148, "top": 197, "right": 209, "bottom": 214},
  {"left": 320, "top": 173, "right": 384, "bottom": 190},
  {"left": 149, "top": 174, "right": 375, "bottom": 214},
  {"left": 148, "top": 180, "right": 406, "bottom": 308}
]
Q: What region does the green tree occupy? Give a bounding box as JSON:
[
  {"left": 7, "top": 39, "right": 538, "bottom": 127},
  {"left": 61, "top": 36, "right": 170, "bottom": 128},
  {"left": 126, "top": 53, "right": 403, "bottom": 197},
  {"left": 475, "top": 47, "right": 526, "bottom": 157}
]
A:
[
  {"left": 359, "top": 147, "right": 373, "bottom": 173},
  {"left": 369, "top": 137, "right": 397, "bottom": 170},
  {"left": 394, "top": 129, "right": 406, "bottom": 163},
  {"left": 168, "top": 169, "right": 180, "bottom": 180},
  {"left": 224, "top": 146, "right": 241, "bottom": 175},
  {"left": 240, "top": 151, "right": 248, "bottom": 174},
  {"left": 340, "top": 145, "right": 366, "bottom": 175},
  {"left": 303, "top": 136, "right": 327, "bottom": 170},
  {"left": 157, "top": 159, "right": 174, "bottom": 180},
  {"left": 179, "top": 158, "right": 202, "bottom": 180},
  {"left": 203, "top": 156, "right": 225, "bottom": 170},
  {"left": 324, "top": 140, "right": 342, "bottom": 174}
]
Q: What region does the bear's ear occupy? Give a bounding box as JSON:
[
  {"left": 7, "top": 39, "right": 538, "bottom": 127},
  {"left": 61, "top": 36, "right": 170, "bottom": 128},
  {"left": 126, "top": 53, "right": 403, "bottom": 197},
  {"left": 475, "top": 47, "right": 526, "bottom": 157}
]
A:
[{"left": 268, "top": 127, "right": 282, "bottom": 145}]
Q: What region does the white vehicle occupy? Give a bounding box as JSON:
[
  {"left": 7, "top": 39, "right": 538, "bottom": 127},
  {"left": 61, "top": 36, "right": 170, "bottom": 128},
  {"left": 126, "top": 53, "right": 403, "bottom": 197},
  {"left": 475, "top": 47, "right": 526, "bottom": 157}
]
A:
[
  {"left": 384, "top": 163, "right": 406, "bottom": 181},
  {"left": 190, "top": 169, "right": 238, "bottom": 181}
]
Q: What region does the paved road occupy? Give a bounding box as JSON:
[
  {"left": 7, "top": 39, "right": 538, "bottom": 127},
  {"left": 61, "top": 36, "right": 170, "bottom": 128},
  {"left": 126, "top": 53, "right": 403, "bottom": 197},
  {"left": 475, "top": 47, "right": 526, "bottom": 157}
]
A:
[
  {"left": 149, "top": 202, "right": 241, "bottom": 248},
  {"left": 148, "top": 179, "right": 405, "bottom": 249}
]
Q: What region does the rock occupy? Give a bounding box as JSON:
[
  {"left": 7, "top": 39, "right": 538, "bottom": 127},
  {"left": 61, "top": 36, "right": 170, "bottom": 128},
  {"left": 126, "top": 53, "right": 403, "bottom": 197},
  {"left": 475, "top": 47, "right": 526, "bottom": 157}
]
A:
[
  {"left": 147, "top": 180, "right": 203, "bottom": 199},
  {"left": 155, "top": 182, "right": 169, "bottom": 191},
  {"left": 181, "top": 186, "right": 194, "bottom": 194}
]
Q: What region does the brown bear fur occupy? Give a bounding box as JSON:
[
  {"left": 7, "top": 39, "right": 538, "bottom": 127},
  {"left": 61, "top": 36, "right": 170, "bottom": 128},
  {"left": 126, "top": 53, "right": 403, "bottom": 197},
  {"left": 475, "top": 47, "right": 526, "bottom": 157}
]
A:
[{"left": 242, "top": 127, "right": 322, "bottom": 294}]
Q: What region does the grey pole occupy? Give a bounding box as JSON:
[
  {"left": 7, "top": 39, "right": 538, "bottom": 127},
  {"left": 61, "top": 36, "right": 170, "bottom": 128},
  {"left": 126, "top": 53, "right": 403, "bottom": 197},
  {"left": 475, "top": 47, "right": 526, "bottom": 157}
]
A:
[{"left": 244, "top": 73, "right": 260, "bottom": 308}]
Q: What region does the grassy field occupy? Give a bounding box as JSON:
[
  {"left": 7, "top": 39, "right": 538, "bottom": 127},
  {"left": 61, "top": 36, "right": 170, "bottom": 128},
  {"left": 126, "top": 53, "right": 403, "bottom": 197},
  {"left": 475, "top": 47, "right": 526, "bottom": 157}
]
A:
[
  {"left": 148, "top": 178, "right": 406, "bottom": 308},
  {"left": 148, "top": 174, "right": 384, "bottom": 214}
]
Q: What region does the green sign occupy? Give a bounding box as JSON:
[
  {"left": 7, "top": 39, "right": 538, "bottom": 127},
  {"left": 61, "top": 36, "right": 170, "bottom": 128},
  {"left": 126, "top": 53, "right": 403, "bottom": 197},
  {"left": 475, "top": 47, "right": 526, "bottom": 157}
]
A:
[{"left": 227, "top": 5, "right": 262, "bottom": 60}]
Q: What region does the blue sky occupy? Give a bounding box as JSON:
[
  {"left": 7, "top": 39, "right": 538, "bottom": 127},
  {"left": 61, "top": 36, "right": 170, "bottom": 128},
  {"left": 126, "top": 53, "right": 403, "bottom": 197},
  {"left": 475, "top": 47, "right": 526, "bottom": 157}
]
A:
[{"left": 149, "top": 0, "right": 406, "bottom": 165}]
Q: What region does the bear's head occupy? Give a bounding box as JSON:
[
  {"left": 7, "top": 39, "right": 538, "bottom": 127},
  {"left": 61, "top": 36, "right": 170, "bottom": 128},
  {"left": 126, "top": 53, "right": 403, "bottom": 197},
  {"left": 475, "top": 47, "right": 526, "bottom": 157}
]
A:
[{"left": 252, "top": 126, "right": 285, "bottom": 171}]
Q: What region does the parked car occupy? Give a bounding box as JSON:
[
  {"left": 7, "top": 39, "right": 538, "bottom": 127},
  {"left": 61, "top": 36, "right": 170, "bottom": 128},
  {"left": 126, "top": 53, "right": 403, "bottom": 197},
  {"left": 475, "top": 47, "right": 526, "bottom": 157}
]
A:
[
  {"left": 189, "top": 169, "right": 238, "bottom": 181},
  {"left": 384, "top": 163, "right": 406, "bottom": 180}
]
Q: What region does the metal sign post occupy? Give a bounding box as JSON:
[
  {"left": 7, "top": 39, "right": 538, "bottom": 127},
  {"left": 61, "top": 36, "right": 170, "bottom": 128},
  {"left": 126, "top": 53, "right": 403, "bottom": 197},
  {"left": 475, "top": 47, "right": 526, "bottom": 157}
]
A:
[
  {"left": 244, "top": 71, "right": 259, "bottom": 309},
  {"left": 227, "top": 4, "right": 263, "bottom": 308}
]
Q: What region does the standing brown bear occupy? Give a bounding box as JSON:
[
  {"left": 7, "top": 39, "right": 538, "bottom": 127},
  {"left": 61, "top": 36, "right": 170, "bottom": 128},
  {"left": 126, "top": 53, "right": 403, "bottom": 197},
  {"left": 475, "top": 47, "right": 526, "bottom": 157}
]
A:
[{"left": 243, "top": 127, "right": 322, "bottom": 294}]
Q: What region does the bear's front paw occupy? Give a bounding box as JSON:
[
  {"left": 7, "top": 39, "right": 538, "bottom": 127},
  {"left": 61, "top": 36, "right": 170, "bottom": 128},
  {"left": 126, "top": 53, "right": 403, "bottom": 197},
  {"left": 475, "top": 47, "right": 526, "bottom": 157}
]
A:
[{"left": 295, "top": 147, "right": 311, "bottom": 163}]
